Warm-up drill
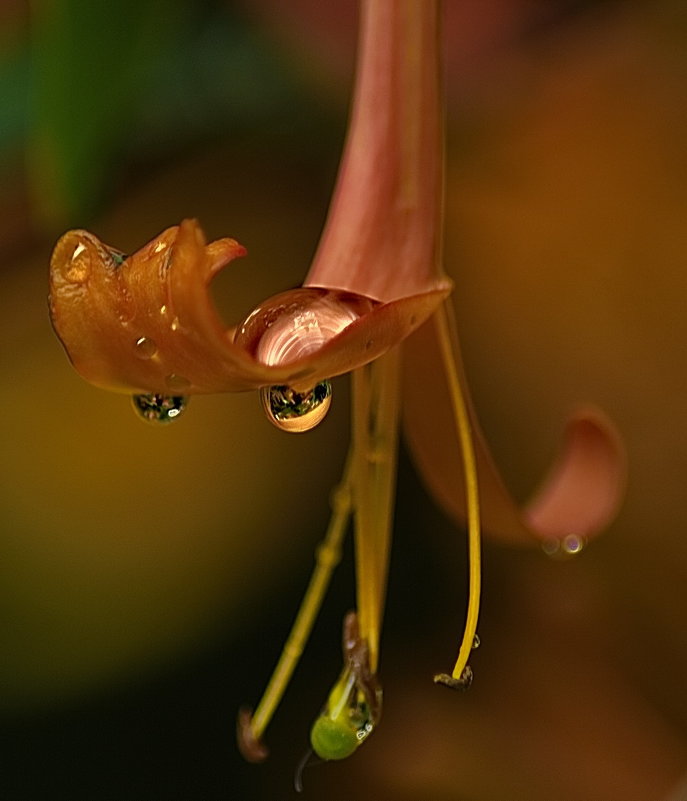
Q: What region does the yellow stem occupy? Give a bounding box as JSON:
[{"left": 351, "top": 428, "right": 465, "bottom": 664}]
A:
[
  {"left": 245, "top": 346, "right": 401, "bottom": 744},
  {"left": 351, "top": 348, "right": 401, "bottom": 672},
  {"left": 248, "top": 458, "right": 353, "bottom": 741},
  {"left": 434, "top": 300, "right": 482, "bottom": 682}
]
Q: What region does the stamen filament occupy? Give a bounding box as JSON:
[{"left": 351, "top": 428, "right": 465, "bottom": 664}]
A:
[
  {"left": 433, "top": 299, "right": 482, "bottom": 684},
  {"left": 243, "top": 456, "right": 354, "bottom": 748},
  {"left": 351, "top": 348, "right": 401, "bottom": 672}
]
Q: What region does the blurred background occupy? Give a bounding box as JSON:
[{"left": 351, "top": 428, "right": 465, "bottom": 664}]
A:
[{"left": 3, "top": 0, "right": 687, "bottom": 798}]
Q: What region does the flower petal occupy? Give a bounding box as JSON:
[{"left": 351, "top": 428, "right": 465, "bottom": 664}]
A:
[
  {"left": 522, "top": 407, "right": 627, "bottom": 541},
  {"left": 304, "top": 0, "right": 444, "bottom": 302},
  {"left": 402, "top": 320, "right": 626, "bottom": 545},
  {"left": 49, "top": 219, "right": 451, "bottom": 395}
]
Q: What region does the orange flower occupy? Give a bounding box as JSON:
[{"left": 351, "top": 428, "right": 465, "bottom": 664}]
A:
[
  {"left": 49, "top": 0, "right": 625, "bottom": 768},
  {"left": 49, "top": 221, "right": 448, "bottom": 398}
]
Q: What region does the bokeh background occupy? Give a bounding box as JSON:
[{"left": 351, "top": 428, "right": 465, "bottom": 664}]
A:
[{"left": 3, "top": 1, "right": 687, "bottom": 798}]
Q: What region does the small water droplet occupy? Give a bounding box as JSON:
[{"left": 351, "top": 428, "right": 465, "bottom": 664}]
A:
[
  {"left": 134, "top": 336, "right": 157, "bottom": 359},
  {"left": 541, "top": 539, "right": 560, "bottom": 557},
  {"left": 562, "top": 534, "right": 585, "bottom": 555},
  {"left": 165, "top": 373, "right": 191, "bottom": 391},
  {"left": 542, "top": 534, "right": 586, "bottom": 559},
  {"left": 472, "top": 634, "right": 481, "bottom": 650},
  {"left": 131, "top": 393, "right": 188, "bottom": 424},
  {"left": 261, "top": 381, "right": 332, "bottom": 433}
]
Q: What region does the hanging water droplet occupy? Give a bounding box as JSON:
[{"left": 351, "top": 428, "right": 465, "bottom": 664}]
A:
[
  {"left": 134, "top": 336, "right": 158, "bottom": 359},
  {"left": 562, "top": 533, "right": 585, "bottom": 555},
  {"left": 131, "top": 393, "right": 188, "bottom": 424},
  {"left": 261, "top": 381, "right": 332, "bottom": 433},
  {"left": 472, "top": 634, "right": 481, "bottom": 650},
  {"left": 541, "top": 539, "right": 559, "bottom": 557},
  {"left": 541, "top": 533, "right": 586, "bottom": 559}
]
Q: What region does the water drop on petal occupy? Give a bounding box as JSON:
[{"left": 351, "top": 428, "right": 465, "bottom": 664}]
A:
[
  {"left": 134, "top": 336, "right": 158, "bottom": 359},
  {"left": 261, "top": 381, "right": 332, "bottom": 433},
  {"left": 132, "top": 393, "right": 188, "bottom": 424}
]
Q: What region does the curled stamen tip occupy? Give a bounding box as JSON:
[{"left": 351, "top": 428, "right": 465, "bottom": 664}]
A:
[
  {"left": 237, "top": 708, "right": 270, "bottom": 763},
  {"left": 433, "top": 666, "right": 473, "bottom": 691}
]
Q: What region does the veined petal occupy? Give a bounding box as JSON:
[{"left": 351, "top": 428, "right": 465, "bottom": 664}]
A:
[
  {"left": 49, "top": 219, "right": 450, "bottom": 395},
  {"left": 402, "top": 319, "right": 626, "bottom": 546},
  {"left": 305, "top": 0, "right": 444, "bottom": 301}
]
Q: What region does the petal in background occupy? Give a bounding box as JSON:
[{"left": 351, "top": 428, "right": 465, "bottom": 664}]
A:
[{"left": 402, "top": 318, "right": 626, "bottom": 546}]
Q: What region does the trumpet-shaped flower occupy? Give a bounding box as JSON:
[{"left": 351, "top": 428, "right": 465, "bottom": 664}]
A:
[{"left": 49, "top": 0, "right": 625, "bottom": 770}]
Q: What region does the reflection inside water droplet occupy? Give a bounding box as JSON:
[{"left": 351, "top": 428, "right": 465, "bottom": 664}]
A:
[
  {"left": 134, "top": 336, "right": 157, "bottom": 359},
  {"left": 131, "top": 393, "right": 188, "bottom": 424},
  {"left": 261, "top": 381, "right": 332, "bottom": 433}
]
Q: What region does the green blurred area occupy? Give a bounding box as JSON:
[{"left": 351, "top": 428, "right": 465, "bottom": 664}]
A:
[{"left": 2, "top": 0, "right": 346, "bottom": 236}]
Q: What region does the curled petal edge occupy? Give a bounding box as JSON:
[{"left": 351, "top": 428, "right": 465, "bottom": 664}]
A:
[
  {"left": 49, "top": 219, "right": 452, "bottom": 395},
  {"left": 522, "top": 407, "right": 627, "bottom": 542},
  {"left": 402, "top": 320, "right": 626, "bottom": 546}
]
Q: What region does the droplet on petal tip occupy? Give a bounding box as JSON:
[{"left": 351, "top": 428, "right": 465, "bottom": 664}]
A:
[
  {"left": 523, "top": 407, "right": 627, "bottom": 545},
  {"left": 261, "top": 381, "right": 332, "bottom": 433},
  {"left": 131, "top": 393, "right": 188, "bottom": 424},
  {"left": 541, "top": 533, "right": 587, "bottom": 559}
]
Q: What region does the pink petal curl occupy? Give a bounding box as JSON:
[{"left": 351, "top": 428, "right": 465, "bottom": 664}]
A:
[{"left": 402, "top": 319, "right": 626, "bottom": 546}]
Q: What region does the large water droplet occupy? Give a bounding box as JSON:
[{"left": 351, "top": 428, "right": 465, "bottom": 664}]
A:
[
  {"left": 132, "top": 393, "right": 188, "bottom": 424},
  {"left": 261, "top": 381, "right": 331, "bottom": 433}
]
